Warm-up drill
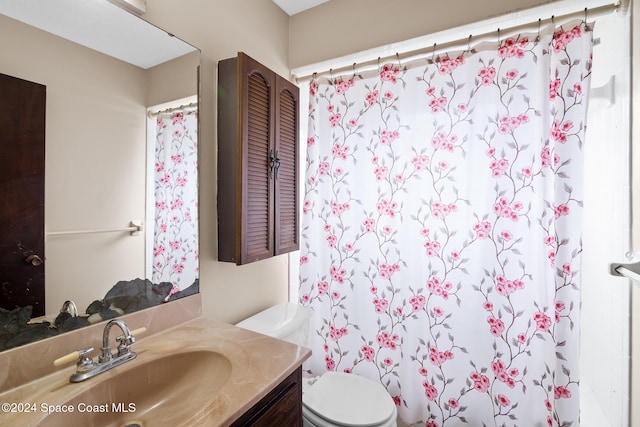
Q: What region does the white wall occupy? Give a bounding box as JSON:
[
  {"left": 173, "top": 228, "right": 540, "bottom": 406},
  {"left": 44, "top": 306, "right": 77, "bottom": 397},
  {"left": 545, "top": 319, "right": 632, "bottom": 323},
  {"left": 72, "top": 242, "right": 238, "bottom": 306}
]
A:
[
  {"left": 631, "top": 1, "right": 640, "bottom": 426},
  {"left": 580, "top": 11, "right": 631, "bottom": 427},
  {"left": 289, "top": 0, "right": 571, "bottom": 68}
]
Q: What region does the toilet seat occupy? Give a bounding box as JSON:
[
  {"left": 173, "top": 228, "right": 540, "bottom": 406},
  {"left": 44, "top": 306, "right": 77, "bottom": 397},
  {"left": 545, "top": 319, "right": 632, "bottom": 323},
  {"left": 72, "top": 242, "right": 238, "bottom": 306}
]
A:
[
  {"left": 235, "top": 304, "right": 397, "bottom": 426},
  {"left": 302, "top": 372, "right": 397, "bottom": 427}
]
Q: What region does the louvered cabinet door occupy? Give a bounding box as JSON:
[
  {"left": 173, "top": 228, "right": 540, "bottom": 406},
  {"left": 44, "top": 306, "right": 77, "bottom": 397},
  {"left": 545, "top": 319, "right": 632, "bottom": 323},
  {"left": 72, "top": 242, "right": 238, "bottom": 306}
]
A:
[
  {"left": 274, "top": 76, "right": 299, "bottom": 255},
  {"left": 241, "top": 57, "right": 275, "bottom": 264}
]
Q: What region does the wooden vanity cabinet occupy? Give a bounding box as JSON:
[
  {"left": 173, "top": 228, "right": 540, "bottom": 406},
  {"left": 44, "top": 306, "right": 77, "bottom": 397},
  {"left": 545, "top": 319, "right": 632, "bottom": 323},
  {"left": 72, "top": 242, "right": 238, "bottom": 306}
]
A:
[
  {"left": 230, "top": 366, "right": 303, "bottom": 426},
  {"left": 218, "top": 52, "right": 300, "bottom": 265}
]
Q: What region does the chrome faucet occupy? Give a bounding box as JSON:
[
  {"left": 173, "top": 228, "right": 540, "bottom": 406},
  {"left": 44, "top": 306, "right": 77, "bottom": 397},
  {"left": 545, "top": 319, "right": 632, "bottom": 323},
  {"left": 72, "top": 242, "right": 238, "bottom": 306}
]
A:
[
  {"left": 54, "top": 319, "right": 144, "bottom": 383},
  {"left": 59, "top": 300, "right": 78, "bottom": 317},
  {"left": 99, "top": 319, "right": 135, "bottom": 363}
]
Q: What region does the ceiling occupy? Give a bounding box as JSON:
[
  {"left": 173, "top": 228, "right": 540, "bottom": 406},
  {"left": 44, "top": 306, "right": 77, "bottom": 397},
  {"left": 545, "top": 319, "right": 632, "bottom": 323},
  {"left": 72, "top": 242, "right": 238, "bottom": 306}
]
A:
[
  {"left": 272, "top": 0, "right": 330, "bottom": 15},
  {"left": 0, "top": 0, "right": 197, "bottom": 69}
]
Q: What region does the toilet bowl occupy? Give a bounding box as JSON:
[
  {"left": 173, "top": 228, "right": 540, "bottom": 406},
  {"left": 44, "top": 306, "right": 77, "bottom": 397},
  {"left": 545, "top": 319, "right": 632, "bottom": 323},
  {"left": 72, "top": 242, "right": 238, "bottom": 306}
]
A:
[{"left": 236, "top": 303, "right": 398, "bottom": 427}]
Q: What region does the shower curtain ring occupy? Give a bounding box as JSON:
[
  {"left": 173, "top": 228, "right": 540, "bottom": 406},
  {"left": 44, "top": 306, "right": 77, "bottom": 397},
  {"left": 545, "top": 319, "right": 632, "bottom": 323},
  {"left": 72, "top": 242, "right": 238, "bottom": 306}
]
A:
[
  {"left": 584, "top": 7, "right": 591, "bottom": 31},
  {"left": 431, "top": 43, "right": 436, "bottom": 64},
  {"left": 396, "top": 52, "right": 401, "bottom": 68},
  {"left": 536, "top": 18, "right": 541, "bottom": 42}
]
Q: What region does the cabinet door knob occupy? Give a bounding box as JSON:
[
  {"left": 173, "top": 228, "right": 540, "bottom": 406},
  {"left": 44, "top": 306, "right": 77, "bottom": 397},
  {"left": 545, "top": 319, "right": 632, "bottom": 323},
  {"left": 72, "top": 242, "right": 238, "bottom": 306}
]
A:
[
  {"left": 274, "top": 150, "right": 281, "bottom": 179},
  {"left": 269, "top": 149, "right": 276, "bottom": 179},
  {"left": 25, "top": 254, "right": 43, "bottom": 266}
]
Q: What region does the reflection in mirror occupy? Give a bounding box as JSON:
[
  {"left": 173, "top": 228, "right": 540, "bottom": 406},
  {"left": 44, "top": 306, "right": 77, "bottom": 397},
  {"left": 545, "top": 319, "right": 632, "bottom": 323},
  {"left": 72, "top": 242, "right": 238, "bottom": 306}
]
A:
[
  {"left": 0, "top": 0, "right": 200, "bottom": 351},
  {"left": 146, "top": 97, "right": 199, "bottom": 289}
]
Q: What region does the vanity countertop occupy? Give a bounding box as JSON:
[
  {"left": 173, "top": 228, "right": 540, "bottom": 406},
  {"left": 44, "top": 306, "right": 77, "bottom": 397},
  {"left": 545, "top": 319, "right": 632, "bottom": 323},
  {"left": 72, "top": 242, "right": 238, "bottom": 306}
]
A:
[{"left": 0, "top": 316, "right": 312, "bottom": 426}]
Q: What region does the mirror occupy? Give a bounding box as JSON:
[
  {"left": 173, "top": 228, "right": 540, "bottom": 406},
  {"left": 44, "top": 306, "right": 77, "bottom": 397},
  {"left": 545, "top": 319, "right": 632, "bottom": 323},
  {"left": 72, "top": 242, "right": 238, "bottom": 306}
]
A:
[{"left": 0, "top": 0, "right": 200, "bottom": 350}]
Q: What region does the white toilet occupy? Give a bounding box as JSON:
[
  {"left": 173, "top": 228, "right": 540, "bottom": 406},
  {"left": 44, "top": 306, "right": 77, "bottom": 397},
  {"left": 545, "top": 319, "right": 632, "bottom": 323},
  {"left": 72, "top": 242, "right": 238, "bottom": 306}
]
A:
[{"left": 236, "top": 303, "right": 398, "bottom": 427}]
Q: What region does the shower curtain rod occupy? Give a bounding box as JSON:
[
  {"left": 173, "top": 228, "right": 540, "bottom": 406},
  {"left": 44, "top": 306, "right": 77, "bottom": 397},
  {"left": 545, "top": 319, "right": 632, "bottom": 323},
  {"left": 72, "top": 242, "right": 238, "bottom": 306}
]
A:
[
  {"left": 292, "top": 0, "right": 626, "bottom": 82},
  {"left": 147, "top": 101, "right": 197, "bottom": 118}
]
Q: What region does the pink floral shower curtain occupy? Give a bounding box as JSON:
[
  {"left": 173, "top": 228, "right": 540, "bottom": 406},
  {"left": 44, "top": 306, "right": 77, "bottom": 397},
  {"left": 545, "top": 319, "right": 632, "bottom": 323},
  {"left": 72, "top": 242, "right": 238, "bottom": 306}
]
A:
[
  {"left": 152, "top": 110, "right": 198, "bottom": 291},
  {"left": 299, "top": 21, "right": 592, "bottom": 426}
]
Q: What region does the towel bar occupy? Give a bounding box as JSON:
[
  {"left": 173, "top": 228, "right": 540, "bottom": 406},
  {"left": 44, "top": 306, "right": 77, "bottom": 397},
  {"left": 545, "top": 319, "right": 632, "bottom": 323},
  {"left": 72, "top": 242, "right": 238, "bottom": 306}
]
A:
[
  {"left": 46, "top": 221, "right": 142, "bottom": 238},
  {"left": 610, "top": 258, "right": 640, "bottom": 282}
]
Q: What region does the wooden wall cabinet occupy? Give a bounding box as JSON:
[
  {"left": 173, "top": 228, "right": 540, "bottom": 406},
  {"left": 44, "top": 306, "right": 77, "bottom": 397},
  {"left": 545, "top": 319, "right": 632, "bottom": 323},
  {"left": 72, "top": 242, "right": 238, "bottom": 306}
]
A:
[{"left": 217, "top": 52, "right": 299, "bottom": 265}]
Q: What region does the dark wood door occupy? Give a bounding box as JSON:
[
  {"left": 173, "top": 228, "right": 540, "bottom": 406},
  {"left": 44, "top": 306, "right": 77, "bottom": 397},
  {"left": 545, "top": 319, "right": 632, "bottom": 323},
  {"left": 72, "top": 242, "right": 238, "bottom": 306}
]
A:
[
  {"left": 274, "top": 76, "right": 299, "bottom": 256},
  {"left": 241, "top": 55, "right": 276, "bottom": 264},
  {"left": 0, "top": 73, "right": 46, "bottom": 317}
]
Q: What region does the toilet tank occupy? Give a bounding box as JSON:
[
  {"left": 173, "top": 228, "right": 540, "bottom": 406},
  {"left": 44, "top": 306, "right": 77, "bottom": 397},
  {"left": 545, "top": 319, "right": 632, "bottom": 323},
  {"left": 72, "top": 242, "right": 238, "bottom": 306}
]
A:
[{"left": 236, "top": 303, "right": 313, "bottom": 347}]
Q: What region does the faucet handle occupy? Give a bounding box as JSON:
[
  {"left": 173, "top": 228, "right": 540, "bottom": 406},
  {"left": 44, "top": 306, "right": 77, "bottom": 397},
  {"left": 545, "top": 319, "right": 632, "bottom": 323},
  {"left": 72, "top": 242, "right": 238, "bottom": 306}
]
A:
[
  {"left": 54, "top": 347, "right": 95, "bottom": 368},
  {"left": 115, "top": 327, "right": 146, "bottom": 356},
  {"left": 116, "top": 327, "right": 146, "bottom": 341},
  {"left": 115, "top": 326, "right": 146, "bottom": 345}
]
